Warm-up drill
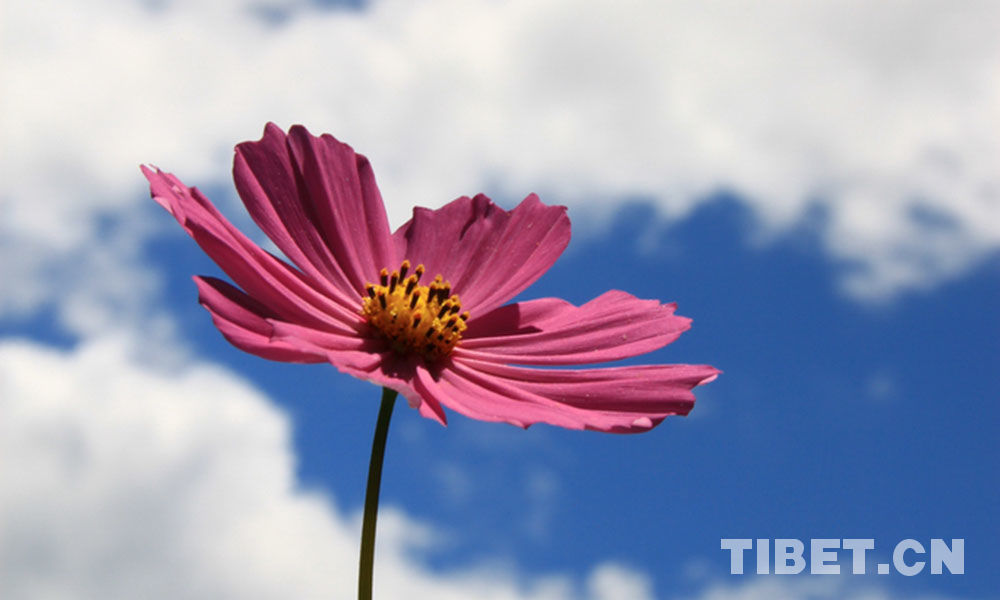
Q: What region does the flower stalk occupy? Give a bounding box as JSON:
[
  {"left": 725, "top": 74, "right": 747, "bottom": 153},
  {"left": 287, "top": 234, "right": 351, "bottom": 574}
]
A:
[{"left": 358, "top": 387, "right": 397, "bottom": 600}]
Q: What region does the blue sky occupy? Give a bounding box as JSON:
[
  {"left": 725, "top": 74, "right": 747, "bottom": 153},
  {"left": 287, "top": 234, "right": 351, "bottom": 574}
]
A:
[
  {"left": 2, "top": 1, "right": 998, "bottom": 599},
  {"left": 156, "top": 194, "right": 998, "bottom": 598}
]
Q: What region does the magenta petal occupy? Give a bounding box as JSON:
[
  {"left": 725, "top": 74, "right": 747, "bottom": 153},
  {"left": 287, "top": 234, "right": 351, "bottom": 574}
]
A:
[
  {"left": 460, "top": 291, "right": 692, "bottom": 365},
  {"left": 144, "top": 165, "right": 359, "bottom": 330},
  {"left": 394, "top": 193, "right": 570, "bottom": 314},
  {"left": 233, "top": 124, "right": 365, "bottom": 302},
  {"left": 418, "top": 361, "right": 594, "bottom": 430},
  {"left": 195, "top": 276, "right": 325, "bottom": 363},
  {"left": 267, "top": 318, "right": 380, "bottom": 354},
  {"left": 265, "top": 323, "right": 450, "bottom": 426},
  {"left": 430, "top": 357, "right": 719, "bottom": 433},
  {"left": 411, "top": 369, "right": 450, "bottom": 426},
  {"left": 282, "top": 124, "right": 396, "bottom": 289}
]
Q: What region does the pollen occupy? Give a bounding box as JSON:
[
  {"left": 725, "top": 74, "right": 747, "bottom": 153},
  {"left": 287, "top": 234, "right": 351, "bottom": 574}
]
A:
[{"left": 361, "top": 260, "right": 469, "bottom": 361}]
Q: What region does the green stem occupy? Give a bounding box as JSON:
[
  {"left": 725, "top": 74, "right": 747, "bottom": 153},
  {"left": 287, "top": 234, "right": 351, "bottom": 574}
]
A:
[{"left": 358, "top": 387, "right": 397, "bottom": 600}]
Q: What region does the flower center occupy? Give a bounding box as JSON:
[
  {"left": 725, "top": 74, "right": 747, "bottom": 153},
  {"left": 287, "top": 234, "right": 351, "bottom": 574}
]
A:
[{"left": 362, "top": 260, "right": 469, "bottom": 361}]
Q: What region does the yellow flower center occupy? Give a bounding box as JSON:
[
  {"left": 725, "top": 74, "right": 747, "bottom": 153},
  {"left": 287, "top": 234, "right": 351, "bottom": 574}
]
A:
[{"left": 362, "top": 260, "right": 469, "bottom": 361}]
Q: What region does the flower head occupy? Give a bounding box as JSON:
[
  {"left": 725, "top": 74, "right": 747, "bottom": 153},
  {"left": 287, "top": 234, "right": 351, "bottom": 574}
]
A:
[{"left": 144, "top": 123, "right": 718, "bottom": 432}]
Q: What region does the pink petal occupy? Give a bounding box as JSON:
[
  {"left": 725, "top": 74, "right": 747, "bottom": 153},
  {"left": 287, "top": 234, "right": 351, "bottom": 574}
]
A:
[
  {"left": 266, "top": 318, "right": 380, "bottom": 354},
  {"left": 144, "top": 165, "right": 360, "bottom": 330},
  {"left": 424, "top": 357, "right": 719, "bottom": 433},
  {"left": 233, "top": 124, "right": 368, "bottom": 302},
  {"left": 417, "top": 361, "right": 589, "bottom": 430},
  {"left": 459, "top": 290, "right": 692, "bottom": 365},
  {"left": 282, "top": 124, "right": 395, "bottom": 290},
  {"left": 195, "top": 276, "right": 326, "bottom": 363},
  {"left": 266, "top": 322, "right": 450, "bottom": 426},
  {"left": 394, "top": 193, "right": 570, "bottom": 315}
]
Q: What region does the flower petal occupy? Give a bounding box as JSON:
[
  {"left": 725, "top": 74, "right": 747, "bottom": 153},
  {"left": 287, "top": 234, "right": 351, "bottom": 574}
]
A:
[
  {"left": 195, "top": 276, "right": 325, "bottom": 363},
  {"left": 232, "top": 125, "right": 358, "bottom": 303},
  {"left": 267, "top": 318, "right": 379, "bottom": 354},
  {"left": 145, "top": 165, "right": 359, "bottom": 330},
  {"left": 459, "top": 291, "right": 692, "bottom": 365},
  {"left": 416, "top": 361, "right": 588, "bottom": 430},
  {"left": 234, "top": 123, "right": 396, "bottom": 298},
  {"left": 394, "top": 193, "right": 570, "bottom": 314},
  {"left": 423, "top": 357, "right": 719, "bottom": 433},
  {"left": 265, "top": 322, "right": 450, "bottom": 427}
]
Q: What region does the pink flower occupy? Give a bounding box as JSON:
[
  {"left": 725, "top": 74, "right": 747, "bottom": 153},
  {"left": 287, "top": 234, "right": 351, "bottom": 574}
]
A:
[{"left": 144, "top": 123, "right": 718, "bottom": 433}]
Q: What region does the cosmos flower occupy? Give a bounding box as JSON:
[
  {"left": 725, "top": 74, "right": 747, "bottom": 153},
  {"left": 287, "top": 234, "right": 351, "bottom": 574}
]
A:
[{"left": 144, "top": 123, "right": 718, "bottom": 433}]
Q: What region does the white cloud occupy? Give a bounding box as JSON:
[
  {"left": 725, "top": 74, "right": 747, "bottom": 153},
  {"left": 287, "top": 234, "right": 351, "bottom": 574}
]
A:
[
  {"left": 1, "top": 335, "right": 951, "bottom": 600},
  {"left": 2, "top": 4, "right": 989, "bottom": 593},
  {"left": 586, "top": 563, "right": 655, "bottom": 600},
  {"left": 0, "top": 335, "right": 663, "bottom": 599},
  {"left": 2, "top": 0, "right": 998, "bottom": 332},
  {"left": 677, "top": 577, "right": 954, "bottom": 600}
]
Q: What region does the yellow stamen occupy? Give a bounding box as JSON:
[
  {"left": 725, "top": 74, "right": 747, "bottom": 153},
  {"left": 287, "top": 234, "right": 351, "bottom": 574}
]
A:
[{"left": 361, "top": 260, "right": 468, "bottom": 360}]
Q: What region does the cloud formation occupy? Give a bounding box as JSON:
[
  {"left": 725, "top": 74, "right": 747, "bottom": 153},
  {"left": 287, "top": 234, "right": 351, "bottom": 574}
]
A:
[
  {"left": 2, "top": 0, "right": 998, "bottom": 332},
  {"left": 0, "top": 336, "right": 949, "bottom": 599},
  {"left": 2, "top": 3, "right": 991, "bottom": 595},
  {"left": 0, "top": 335, "right": 659, "bottom": 599},
  {"left": 677, "top": 577, "right": 950, "bottom": 600}
]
